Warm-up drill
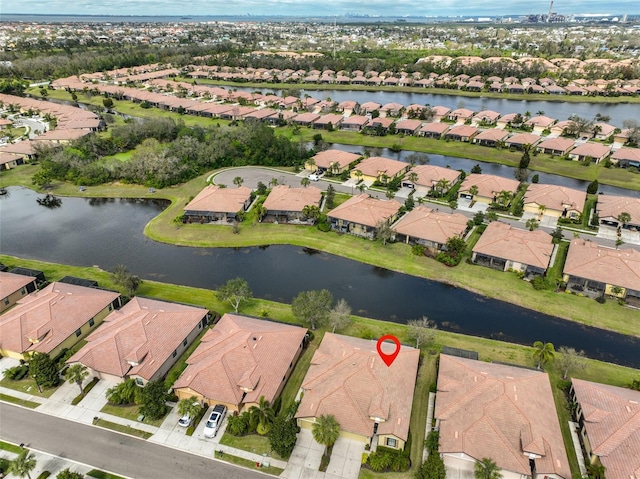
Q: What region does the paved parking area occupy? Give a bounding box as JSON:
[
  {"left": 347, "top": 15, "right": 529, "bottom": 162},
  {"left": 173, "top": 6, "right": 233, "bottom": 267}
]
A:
[
  {"left": 324, "top": 437, "right": 364, "bottom": 479},
  {"left": 520, "top": 211, "right": 558, "bottom": 229}
]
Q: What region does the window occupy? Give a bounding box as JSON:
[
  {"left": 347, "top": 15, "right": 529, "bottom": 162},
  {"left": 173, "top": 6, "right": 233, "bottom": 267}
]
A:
[
  {"left": 172, "top": 350, "right": 177, "bottom": 358},
  {"left": 89, "top": 318, "right": 95, "bottom": 327},
  {"left": 108, "top": 304, "right": 113, "bottom": 311},
  {"left": 135, "top": 377, "right": 144, "bottom": 386},
  {"left": 183, "top": 338, "right": 188, "bottom": 347},
  {"left": 3, "top": 298, "right": 8, "bottom": 306},
  {"left": 21, "top": 288, "right": 26, "bottom": 295},
  {"left": 75, "top": 328, "right": 82, "bottom": 337},
  {"left": 386, "top": 437, "right": 397, "bottom": 448}
]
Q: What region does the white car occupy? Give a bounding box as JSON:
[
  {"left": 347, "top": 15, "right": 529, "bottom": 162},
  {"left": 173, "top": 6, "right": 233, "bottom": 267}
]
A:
[
  {"left": 308, "top": 173, "right": 320, "bottom": 181},
  {"left": 178, "top": 413, "right": 193, "bottom": 427},
  {"left": 203, "top": 404, "right": 227, "bottom": 438}
]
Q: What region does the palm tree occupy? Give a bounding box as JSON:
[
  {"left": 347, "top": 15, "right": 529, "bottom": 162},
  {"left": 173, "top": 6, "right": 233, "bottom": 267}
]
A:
[
  {"left": 533, "top": 341, "right": 555, "bottom": 369},
  {"left": 9, "top": 449, "right": 37, "bottom": 479},
  {"left": 177, "top": 396, "right": 201, "bottom": 423},
  {"left": 617, "top": 211, "right": 631, "bottom": 229},
  {"left": 302, "top": 205, "right": 321, "bottom": 222},
  {"left": 65, "top": 363, "right": 89, "bottom": 396},
  {"left": 301, "top": 177, "right": 311, "bottom": 188},
  {"left": 407, "top": 171, "right": 419, "bottom": 184},
  {"left": 249, "top": 396, "right": 275, "bottom": 435},
  {"left": 312, "top": 414, "right": 340, "bottom": 454},
  {"left": 468, "top": 185, "right": 479, "bottom": 199},
  {"left": 233, "top": 176, "right": 244, "bottom": 188},
  {"left": 474, "top": 457, "right": 502, "bottom": 479},
  {"left": 354, "top": 169, "right": 363, "bottom": 183},
  {"left": 586, "top": 462, "right": 606, "bottom": 479},
  {"left": 435, "top": 178, "right": 451, "bottom": 196},
  {"left": 497, "top": 190, "right": 513, "bottom": 206},
  {"left": 254, "top": 203, "right": 267, "bottom": 221},
  {"left": 538, "top": 204, "right": 546, "bottom": 218}
]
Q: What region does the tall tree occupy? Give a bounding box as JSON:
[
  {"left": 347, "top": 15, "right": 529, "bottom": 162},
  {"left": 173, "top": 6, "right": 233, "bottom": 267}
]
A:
[
  {"left": 617, "top": 212, "right": 631, "bottom": 228},
  {"left": 532, "top": 341, "right": 555, "bottom": 370},
  {"left": 375, "top": 220, "right": 394, "bottom": 245},
  {"left": 474, "top": 458, "right": 502, "bottom": 479},
  {"left": 111, "top": 264, "right": 142, "bottom": 297},
  {"left": 29, "top": 352, "right": 59, "bottom": 390},
  {"left": 9, "top": 449, "right": 37, "bottom": 479},
  {"left": 526, "top": 218, "right": 539, "bottom": 231},
  {"left": 216, "top": 277, "right": 252, "bottom": 313},
  {"left": 328, "top": 298, "right": 352, "bottom": 333},
  {"left": 417, "top": 450, "right": 446, "bottom": 479},
  {"left": 138, "top": 379, "right": 168, "bottom": 420},
  {"left": 269, "top": 415, "right": 299, "bottom": 459},
  {"left": 557, "top": 346, "right": 586, "bottom": 380},
  {"left": 312, "top": 414, "right": 340, "bottom": 454},
  {"left": 65, "top": 364, "right": 89, "bottom": 396},
  {"left": 292, "top": 289, "right": 333, "bottom": 330},
  {"left": 407, "top": 316, "right": 437, "bottom": 349}
]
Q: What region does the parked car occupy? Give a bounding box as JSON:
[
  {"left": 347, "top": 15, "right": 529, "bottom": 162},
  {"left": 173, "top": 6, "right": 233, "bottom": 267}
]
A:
[
  {"left": 308, "top": 173, "right": 320, "bottom": 181},
  {"left": 203, "top": 404, "right": 227, "bottom": 438},
  {"left": 178, "top": 413, "right": 193, "bottom": 427}
]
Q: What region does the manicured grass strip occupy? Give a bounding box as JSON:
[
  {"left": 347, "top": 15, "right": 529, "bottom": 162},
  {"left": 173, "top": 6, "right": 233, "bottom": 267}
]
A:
[
  {"left": 92, "top": 417, "right": 153, "bottom": 439},
  {"left": 214, "top": 450, "right": 284, "bottom": 476},
  {"left": 0, "top": 376, "right": 58, "bottom": 398},
  {"left": 219, "top": 433, "right": 284, "bottom": 460},
  {"left": 86, "top": 470, "right": 127, "bottom": 479},
  {"left": 0, "top": 440, "right": 24, "bottom": 453},
  {"left": 71, "top": 377, "right": 99, "bottom": 405},
  {"left": 100, "top": 403, "right": 168, "bottom": 428},
  {"left": 409, "top": 356, "right": 437, "bottom": 474},
  {"left": 0, "top": 393, "right": 41, "bottom": 409},
  {"left": 278, "top": 333, "right": 323, "bottom": 412},
  {"left": 547, "top": 241, "right": 570, "bottom": 285}
]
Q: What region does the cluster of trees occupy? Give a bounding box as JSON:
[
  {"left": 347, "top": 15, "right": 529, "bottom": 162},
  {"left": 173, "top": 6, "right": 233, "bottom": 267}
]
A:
[
  {"left": 34, "top": 119, "right": 311, "bottom": 189},
  {"left": 291, "top": 289, "right": 352, "bottom": 331},
  {"left": 105, "top": 377, "right": 169, "bottom": 420}
]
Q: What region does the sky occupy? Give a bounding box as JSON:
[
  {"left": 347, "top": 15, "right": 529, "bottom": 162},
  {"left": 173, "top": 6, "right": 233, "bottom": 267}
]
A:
[{"left": 1, "top": 0, "right": 638, "bottom": 17}]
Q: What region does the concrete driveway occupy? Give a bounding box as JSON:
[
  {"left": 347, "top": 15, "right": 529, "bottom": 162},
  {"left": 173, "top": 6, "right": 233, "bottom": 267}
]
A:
[
  {"left": 324, "top": 437, "right": 364, "bottom": 479},
  {"left": 520, "top": 211, "right": 558, "bottom": 229}
]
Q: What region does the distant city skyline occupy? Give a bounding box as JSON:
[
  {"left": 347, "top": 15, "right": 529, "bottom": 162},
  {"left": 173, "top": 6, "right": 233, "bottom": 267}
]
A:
[{"left": 1, "top": 0, "right": 638, "bottom": 18}]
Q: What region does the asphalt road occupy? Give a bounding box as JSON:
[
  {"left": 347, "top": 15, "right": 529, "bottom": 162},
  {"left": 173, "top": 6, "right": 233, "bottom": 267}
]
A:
[{"left": 0, "top": 403, "right": 264, "bottom": 479}]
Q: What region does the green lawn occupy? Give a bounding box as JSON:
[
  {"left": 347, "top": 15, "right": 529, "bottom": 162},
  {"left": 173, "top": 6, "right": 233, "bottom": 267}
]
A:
[
  {"left": 278, "top": 332, "right": 323, "bottom": 412},
  {"left": 0, "top": 440, "right": 25, "bottom": 453},
  {"left": 0, "top": 376, "right": 58, "bottom": 398},
  {"left": 214, "top": 450, "right": 284, "bottom": 476},
  {"left": 100, "top": 403, "right": 170, "bottom": 427},
  {"left": 0, "top": 393, "right": 41, "bottom": 409},
  {"left": 92, "top": 417, "right": 153, "bottom": 439},
  {"left": 86, "top": 470, "right": 127, "bottom": 479},
  {"left": 219, "top": 432, "right": 284, "bottom": 460}
]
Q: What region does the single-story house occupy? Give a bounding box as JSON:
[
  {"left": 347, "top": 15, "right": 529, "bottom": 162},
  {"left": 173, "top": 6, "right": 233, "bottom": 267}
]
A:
[
  {"left": 368, "top": 117, "right": 395, "bottom": 134},
  {"left": 418, "top": 122, "right": 450, "bottom": 138},
  {"left": 0, "top": 282, "right": 121, "bottom": 360},
  {"left": 563, "top": 239, "right": 640, "bottom": 302},
  {"left": 173, "top": 314, "right": 307, "bottom": 412},
  {"left": 471, "top": 110, "right": 501, "bottom": 126},
  {"left": 393, "top": 206, "right": 469, "bottom": 253},
  {"left": 313, "top": 113, "right": 344, "bottom": 130},
  {"left": 591, "top": 123, "right": 616, "bottom": 141},
  {"left": 495, "top": 113, "right": 519, "bottom": 130},
  {"left": 431, "top": 106, "right": 451, "bottom": 122},
  {"left": 524, "top": 184, "right": 586, "bottom": 220},
  {"left": 472, "top": 128, "right": 510, "bottom": 147},
  {"left": 447, "top": 108, "right": 474, "bottom": 123},
  {"left": 0, "top": 140, "right": 38, "bottom": 161},
  {"left": 536, "top": 137, "right": 576, "bottom": 156},
  {"left": 183, "top": 185, "right": 253, "bottom": 223},
  {"left": 0, "top": 271, "right": 38, "bottom": 314},
  {"left": 568, "top": 143, "right": 611, "bottom": 163},
  {"left": 243, "top": 108, "right": 279, "bottom": 122},
  {"left": 337, "top": 100, "right": 359, "bottom": 115},
  {"left": 571, "top": 378, "right": 640, "bottom": 479},
  {"left": 505, "top": 133, "right": 541, "bottom": 150},
  {"left": 472, "top": 222, "right": 554, "bottom": 276},
  {"left": 350, "top": 156, "right": 409, "bottom": 185},
  {"left": 445, "top": 125, "right": 479, "bottom": 142},
  {"left": 610, "top": 147, "right": 640, "bottom": 169},
  {"left": 262, "top": 185, "right": 322, "bottom": 223},
  {"left": 596, "top": 195, "right": 640, "bottom": 230},
  {"left": 549, "top": 120, "right": 572, "bottom": 137},
  {"left": 394, "top": 119, "right": 422, "bottom": 135},
  {"left": 296, "top": 333, "right": 419, "bottom": 450},
  {"left": 435, "top": 354, "right": 570, "bottom": 479},
  {"left": 341, "top": 115, "right": 370, "bottom": 132},
  {"left": 327, "top": 194, "right": 402, "bottom": 239},
  {"left": 360, "top": 102, "right": 381, "bottom": 114},
  {"left": 524, "top": 115, "right": 556, "bottom": 133},
  {"left": 292, "top": 112, "right": 321, "bottom": 126},
  {"left": 0, "top": 152, "right": 24, "bottom": 170},
  {"left": 379, "top": 102, "right": 404, "bottom": 117},
  {"left": 458, "top": 174, "right": 520, "bottom": 205},
  {"left": 67, "top": 297, "right": 209, "bottom": 386},
  {"left": 402, "top": 164, "right": 462, "bottom": 196},
  {"left": 306, "top": 149, "right": 361, "bottom": 175}
]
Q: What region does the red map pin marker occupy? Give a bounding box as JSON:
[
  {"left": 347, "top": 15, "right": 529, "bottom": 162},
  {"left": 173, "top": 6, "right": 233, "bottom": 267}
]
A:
[{"left": 376, "top": 335, "right": 401, "bottom": 367}]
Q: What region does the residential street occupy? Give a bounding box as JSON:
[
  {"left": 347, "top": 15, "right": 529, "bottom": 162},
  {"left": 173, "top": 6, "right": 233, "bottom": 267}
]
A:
[{"left": 0, "top": 403, "right": 264, "bottom": 479}]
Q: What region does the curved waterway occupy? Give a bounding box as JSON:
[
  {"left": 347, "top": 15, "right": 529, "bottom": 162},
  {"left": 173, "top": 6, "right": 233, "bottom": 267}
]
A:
[{"left": 1, "top": 186, "right": 639, "bottom": 368}]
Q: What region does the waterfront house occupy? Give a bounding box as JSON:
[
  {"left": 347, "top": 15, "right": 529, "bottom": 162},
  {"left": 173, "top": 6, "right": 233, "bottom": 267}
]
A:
[
  {"left": 536, "top": 137, "right": 576, "bottom": 156},
  {"left": 368, "top": 117, "right": 395, "bottom": 134},
  {"left": 350, "top": 156, "right": 409, "bottom": 185},
  {"left": 341, "top": 115, "right": 370, "bottom": 132},
  {"left": 292, "top": 112, "right": 321, "bottom": 127},
  {"left": 458, "top": 174, "right": 520, "bottom": 205},
  {"left": 394, "top": 119, "right": 423, "bottom": 136},
  {"left": 444, "top": 125, "right": 479, "bottom": 142},
  {"left": 418, "top": 122, "right": 450, "bottom": 139},
  {"left": 0, "top": 282, "right": 121, "bottom": 360},
  {"left": 262, "top": 185, "right": 322, "bottom": 223},
  {"left": 472, "top": 128, "right": 509, "bottom": 147},
  {"left": 393, "top": 206, "right": 468, "bottom": 253},
  {"left": 523, "top": 184, "right": 586, "bottom": 220},
  {"left": 524, "top": 115, "right": 556, "bottom": 133},
  {"left": 563, "top": 239, "right": 640, "bottom": 302},
  {"left": 471, "top": 110, "right": 501, "bottom": 126},
  {"left": 337, "top": 100, "right": 359, "bottom": 115},
  {"left": 402, "top": 164, "right": 461, "bottom": 196},
  {"left": 313, "top": 113, "right": 344, "bottom": 130},
  {"left": 435, "top": 354, "right": 570, "bottom": 479},
  {"left": 360, "top": 102, "right": 381, "bottom": 114},
  {"left": 183, "top": 185, "right": 253, "bottom": 223},
  {"left": 570, "top": 379, "right": 640, "bottom": 479},
  {"left": 306, "top": 149, "right": 361, "bottom": 175},
  {"left": 431, "top": 106, "right": 451, "bottom": 122},
  {"left": 0, "top": 271, "right": 38, "bottom": 314},
  {"left": 610, "top": 147, "right": 640, "bottom": 169},
  {"left": 447, "top": 108, "right": 474, "bottom": 123},
  {"left": 379, "top": 102, "right": 404, "bottom": 117},
  {"left": 495, "top": 112, "right": 519, "bottom": 129},
  {"left": 568, "top": 143, "right": 611, "bottom": 163},
  {"left": 295, "top": 333, "right": 419, "bottom": 450},
  {"left": 471, "top": 222, "right": 554, "bottom": 276},
  {"left": 596, "top": 195, "right": 640, "bottom": 230},
  {"left": 505, "top": 133, "right": 541, "bottom": 150},
  {"left": 173, "top": 314, "right": 307, "bottom": 412},
  {"left": 327, "top": 194, "right": 402, "bottom": 239},
  {"left": 67, "top": 297, "right": 209, "bottom": 385},
  {"left": 0, "top": 152, "right": 24, "bottom": 170}
]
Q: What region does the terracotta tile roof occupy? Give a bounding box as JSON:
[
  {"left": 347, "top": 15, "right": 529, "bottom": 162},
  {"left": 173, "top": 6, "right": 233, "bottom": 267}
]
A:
[
  {"left": 0, "top": 140, "right": 37, "bottom": 156},
  {"left": 360, "top": 102, "right": 381, "bottom": 111},
  {"left": 449, "top": 108, "right": 474, "bottom": 119},
  {"left": 173, "top": 314, "right": 307, "bottom": 406},
  {"left": 314, "top": 114, "right": 344, "bottom": 126},
  {"left": 432, "top": 106, "right": 451, "bottom": 117},
  {"left": 611, "top": 148, "right": 640, "bottom": 163},
  {"left": 370, "top": 117, "right": 395, "bottom": 128},
  {"left": 459, "top": 174, "right": 520, "bottom": 199},
  {"left": 34, "top": 129, "right": 91, "bottom": 142},
  {"left": 474, "top": 129, "right": 509, "bottom": 142},
  {"left": 293, "top": 112, "right": 321, "bottom": 124},
  {"left": 68, "top": 297, "right": 207, "bottom": 381},
  {"left": 435, "top": 355, "right": 570, "bottom": 479},
  {"left": 524, "top": 184, "right": 586, "bottom": 214},
  {"left": 536, "top": 137, "right": 575, "bottom": 153},
  {"left": 327, "top": 194, "right": 402, "bottom": 228},
  {"left": 473, "top": 222, "right": 554, "bottom": 269},
  {"left": 0, "top": 282, "right": 120, "bottom": 355},
  {"left": 525, "top": 115, "right": 556, "bottom": 128},
  {"left": 0, "top": 152, "right": 23, "bottom": 166},
  {"left": 393, "top": 206, "right": 468, "bottom": 245},
  {"left": 473, "top": 110, "right": 501, "bottom": 122},
  {"left": 506, "top": 133, "right": 541, "bottom": 147},
  {"left": 419, "top": 122, "right": 450, "bottom": 134},
  {"left": 296, "top": 333, "right": 419, "bottom": 441},
  {"left": 311, "top": 149, "right": 361, "bottom": 170},
  {"left": 564, "top": 239, "right": 640, "bottom": 291},
  {"left": 569, "top": 143, "right": 611, "bottom": 159},
  {"left": 342, "top": 115, "right": 369, "bottom": 127},
  {"left": 395, "top": 119, "right": 422, "bottom": 132},
  {"left": 446, "top": 125, "right": 479, "bottom": 138},
  {"left": 406, "top": 165, "right": 461, "bottom": 188},
  {"left": 571, "top": 379, "right": 640, "bottom": 479},
  {"left": 0, "top": 272, "right": 36, "bottom": 301},
  {"left": 263, "top": 185, "right": 322, "bottom": 213},
  {"left": 355, "top": 156, "right": 408, "bottom": 179},
  {"left": 597, "top": 195, "right": 640, "bottom": 222},
  {"left": 184, "top": 185, "right": 252, "bottom": 214}
]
